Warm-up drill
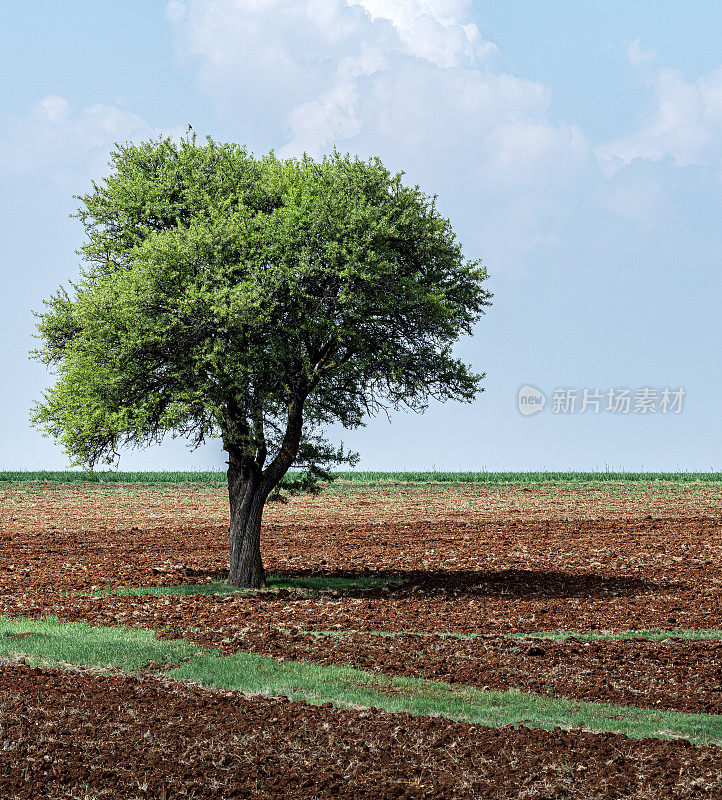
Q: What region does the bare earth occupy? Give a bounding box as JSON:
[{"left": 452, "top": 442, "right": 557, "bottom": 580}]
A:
[{"left": 0, "top": 481, "right": 720, "bottom": 797}]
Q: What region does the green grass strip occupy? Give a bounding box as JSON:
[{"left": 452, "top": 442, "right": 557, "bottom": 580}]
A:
[
  {"left": 169, "top": 652, "right": 722, "bottom": 746},
  {"left": 0, "top": 615, "right": 719, "bottom": 747},
  {"left": 0, "top": 470, "right": 227, "bottom": 485},
  {"left": 385, "top": 628, "right": 722, "bottom": 642},
  {"left": 513, "top": 628, "right": 722, "bottom": 642},
  {"left": 0, "top": 615, "right": 200, "bottom": 670},
  {"left": 306, "top": 627, "right": 722, "bottom": 643},
  {"left": 322, "top": 470, "right": 722, "bottom": 485},
  {"left": 76, "top": 574, "right": 405, "bottom": 599},
  {"left": 1, "top": 470, "right": 721, "bottom": 484}
]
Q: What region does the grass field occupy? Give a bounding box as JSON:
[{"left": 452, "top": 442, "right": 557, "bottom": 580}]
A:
[
  {"left": 1, "top": 468, "right": 721, "bottom": 484},
  {"left": 0, "top": 475, "right": 720, "bottom": 797}
]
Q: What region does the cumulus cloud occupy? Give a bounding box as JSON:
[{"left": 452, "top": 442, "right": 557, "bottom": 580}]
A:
[
  {"left": 165, "top": 0, "right": 578, "bottom": 166},
  {"left": 0, "top": 95, "right": 164, "bottom": 185},
  {"left": 166, "top": 0, "right": 377, "bottom": 115},
  {"left": 166, "top": 2, "right": 722, "bottom": 251},
  {"left": 284, "top": 81, "right": 362, "bottom": 154},
  {"left": 166, "top": 0, "right": 596, "bottom": 270},
  {"left": 166, "top": 0, "right": 593, "bottom": 269},
  {"left": 347, "top": 0, "right": 498, "bottom": 68},
  {"left": 596, "top": 66, "right": 722, "bottom": 174}
]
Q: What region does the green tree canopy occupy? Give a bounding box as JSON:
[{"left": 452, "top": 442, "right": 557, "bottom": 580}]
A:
[{"left": 31, "top": 136, "right": 492, "bottom": 586}]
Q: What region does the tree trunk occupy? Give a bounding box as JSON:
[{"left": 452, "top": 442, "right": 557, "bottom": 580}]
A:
[
  {"left": 227, "top": 454, "right": 268, "bottom": 588},
  {"left": 225, "top": 394, "right": 305, "bottom": 588}
]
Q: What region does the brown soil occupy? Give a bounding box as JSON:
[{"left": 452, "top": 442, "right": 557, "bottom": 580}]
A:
[
  {"left": 1, "top": 482, "right": 721, "bottom": 796},
  {"left": 1, "top": 660, "right": 720, "bottom": 800},
  {"left": 1, "top": 485, "right": 720, "bottom": 633}
]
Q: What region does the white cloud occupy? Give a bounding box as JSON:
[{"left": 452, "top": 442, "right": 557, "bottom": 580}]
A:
[
  {"left": 165, "top": 0, "right": 595, "bottom": 269},
  {"left": 0, "top": 95, "right": 150, "bottom": 182},
  {"left": 166, "top": 0, "right": 374, "bottom": 107},
  {"left": 166, "top": 4, "right": 722, "bottom": 248},
  {"left": 33, "top": 95, "right": 73, "bottom": 125},
  {"left": 596, "top": 67, "right": 722, "bottom": 172},
  {"left": 164, "top": 0, "right": 186, "bottom": 23},
  {"left": 168, "top": 1, "right": 587, "bottom": 172},
  {"left": 628, "top": 37, "right": 657, "bottom": 67},
  {"left": 477, "top": 117, "right": 589, "bottom": 191},
  {"left": 283, "top": 82, "right": 361, "bottom": 155},
  {"left": 348, "top": 0, "right": 497, "bottom": 68},
  {"left": 0, "top": 96, "right": 186, "bottom": 188}
]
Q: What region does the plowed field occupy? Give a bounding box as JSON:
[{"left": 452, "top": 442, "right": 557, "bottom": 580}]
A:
[{"left": 0, "top": 481, "right": 720, "bottom": 798}]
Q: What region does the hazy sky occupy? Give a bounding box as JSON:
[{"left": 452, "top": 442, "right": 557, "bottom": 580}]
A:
[{"left": 2, "top": 1, "right": 720, "bottom": 472}]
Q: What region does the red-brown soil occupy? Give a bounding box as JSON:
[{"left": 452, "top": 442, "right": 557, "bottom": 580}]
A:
[
  {"left": 2, "top": 485, "right": 720, "bottom": 641},
  {"left": 1, "top": 660, "right": 720, "bottom": 800},
  {"left": 0, "top": 482, "right": 721, "bottom": 797},
  {"left": 1, "top": 485, "right": 721, "bottom": 699},
  {"left": 0, "top": 484, "right": 720, "bottom": 635}
]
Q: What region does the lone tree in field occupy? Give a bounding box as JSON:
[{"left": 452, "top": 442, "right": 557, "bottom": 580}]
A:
[{"left": 31, "top": 137, "right": 492, "bottom": 587}]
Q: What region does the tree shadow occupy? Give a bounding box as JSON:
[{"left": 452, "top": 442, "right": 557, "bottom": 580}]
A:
[
  {"left": 403, "top": 568, "right": 660, "bottom": 599},
  {"left": 182, "top": 566, "right": 662, "bottom": 599}
]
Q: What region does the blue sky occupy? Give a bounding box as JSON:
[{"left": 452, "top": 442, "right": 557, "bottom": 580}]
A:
[{"left": 1, "top": 1, "right": 720, "bottom": 472}]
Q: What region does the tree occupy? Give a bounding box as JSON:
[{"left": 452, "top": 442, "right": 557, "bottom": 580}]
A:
[{"left": 30, "top": 136, "right": 492, "bottom": 587}]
